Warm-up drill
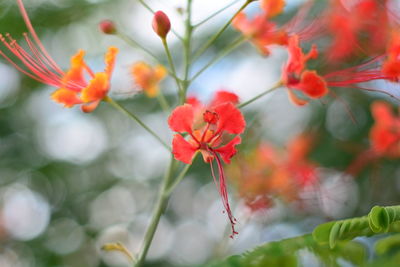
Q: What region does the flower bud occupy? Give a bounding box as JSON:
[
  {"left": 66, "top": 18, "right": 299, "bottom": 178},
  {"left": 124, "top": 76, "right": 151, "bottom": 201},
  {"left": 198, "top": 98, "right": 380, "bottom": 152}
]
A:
[
  {"left": 152, "top": 11, "right": 171, "bottom": 39},
  {"left": 99, "top": 20, "right": 116, "bottom": 34}
]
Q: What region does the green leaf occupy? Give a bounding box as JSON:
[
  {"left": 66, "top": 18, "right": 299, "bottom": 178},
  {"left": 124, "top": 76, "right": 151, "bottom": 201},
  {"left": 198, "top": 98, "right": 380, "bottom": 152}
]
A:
[{"left": 375, "top": 234, "right": 400, "bottom": 255}]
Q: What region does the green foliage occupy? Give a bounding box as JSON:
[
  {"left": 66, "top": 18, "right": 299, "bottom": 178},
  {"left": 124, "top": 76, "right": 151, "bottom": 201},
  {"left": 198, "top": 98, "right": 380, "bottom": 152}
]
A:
[
  {"left": 205, "top": 205, "right": 400, "bottom": 267},
  {"left": 313, "top": 205, "right": 400, "bottom": 248},
  {"left": 204, "top": 234, "right": 367, "bottom": 267},
  {"left": 375, "top": 234, "right": 400, "bottom": 255}
]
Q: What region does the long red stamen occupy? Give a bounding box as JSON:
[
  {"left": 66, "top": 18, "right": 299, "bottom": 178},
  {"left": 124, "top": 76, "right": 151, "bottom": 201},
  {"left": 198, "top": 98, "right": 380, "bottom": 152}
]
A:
[
  {"left": 209, "top": 149, "right": 238, "bottom": 238},
  {"left": 8, "top": 37, "right": 61, "bottom": 86},
  {"left": 323, "top": 56, "right": 390, "bottom": 87},
  {"left": 16, "top": 0, "right": 63, "bottom": 74},
  {"left": 284, "top": 0, "right": 324, "bottom": 41},
  {"left": 0, "top": 34, "right": 61, "bottom": 86}
]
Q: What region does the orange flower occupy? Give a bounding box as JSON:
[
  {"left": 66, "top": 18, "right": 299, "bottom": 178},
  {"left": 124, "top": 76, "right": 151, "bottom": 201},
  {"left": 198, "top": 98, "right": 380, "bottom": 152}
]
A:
[
  {"left": 0, "top": 0, "right": 118, "bottom": 113},
  {"left": 131, "top": 62, "right": 167, "bottom": 97},
  {"left": 51, "top": 47, "right": 118, "bottom": 112},
  {"left": 260, "top": 0, "right": 286, "bottom": 18}
]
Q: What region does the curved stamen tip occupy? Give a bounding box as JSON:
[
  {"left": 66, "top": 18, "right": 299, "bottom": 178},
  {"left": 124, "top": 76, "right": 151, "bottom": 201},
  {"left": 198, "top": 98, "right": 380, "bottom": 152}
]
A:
[{"left": 230, "top": 230, "right": 239, "bottom": 239}]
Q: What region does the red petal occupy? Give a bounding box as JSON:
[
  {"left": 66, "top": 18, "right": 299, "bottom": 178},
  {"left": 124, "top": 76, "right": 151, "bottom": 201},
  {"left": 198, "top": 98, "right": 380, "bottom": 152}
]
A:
[
  {"left": 168, "top": 104, "right": 194, "bottom": 133},
  {"left": 298, "top": 70, "right": 328, "bottom": 98},
  {"left": 370, "top": 126, "right": 397, "bottom": 154},
  {"left": 371, "top": 101, "right": 394, "bottom": 126},
  {"left": 209, "top": 90, "right": 239, "bottom": 107},
  {"left": 285, "top": 35, "right": 305, "bottom": 76},
  {"left": 172, "top": 134, "right": 198, "bottom": 164},
  {"left": 186, "top": 96, "right": 202, "bottom": 108},
  {"left": 215, "top": 136, "right": 242, "bottom": 164},
  {"left": 51, "top": 88, "right": 82, "bottom": 107},
  {"left": 214, "top": 102, "right": 246, "bottom": 135}
]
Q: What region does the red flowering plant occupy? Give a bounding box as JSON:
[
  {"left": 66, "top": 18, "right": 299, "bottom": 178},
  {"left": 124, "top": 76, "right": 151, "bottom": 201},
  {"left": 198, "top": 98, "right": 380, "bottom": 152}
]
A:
[
  {"left": 168, "top": 91, "right": 245, "bottom": 237},
  {"left": 2, "top": 0, "right": 400, "bottom": 266}
]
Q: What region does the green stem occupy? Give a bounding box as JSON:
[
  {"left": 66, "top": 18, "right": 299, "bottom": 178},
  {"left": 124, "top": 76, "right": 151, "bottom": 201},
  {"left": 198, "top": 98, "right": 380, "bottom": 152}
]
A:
[
  {"left": 165, "top": 155, "right": 196, "bottom": 195},
  {"left": 116, "top": 32, "right": 181, "bottom": 82},
  {"left": 237, "top": 81, "right": 283, "bottom": 109},
  {"left": 162, "top": 38, "right": 184, "bottom": 100},
  {"left": 191, "top": 36, "right": 245, "bottom": 82},
  {"left": 180, "top": 0, "right": 194, "bottom": 104},
  {"left": 192, "top": 0, "right": 253, "bottom": 61},
  {"left": 193, "top": 0, "right": 242, "bottom": 28},
  {"left": 156, "top": 91, "right": 170, "bottom": 112},
  {"left": 116, "top": 32, "right": 160, "bottom": 62},
  {"left": 135, "top": 157, "right": 177, "bottom": 267},
  {"left": 104, "top": 96, "right": 171, "bottom": 151}
]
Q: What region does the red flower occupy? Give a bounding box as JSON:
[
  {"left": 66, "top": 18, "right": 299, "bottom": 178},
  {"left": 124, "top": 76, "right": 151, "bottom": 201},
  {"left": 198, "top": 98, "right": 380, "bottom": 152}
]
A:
[
  {"left": 0, "top": 0, "right": 118, "bottom": 112},
  {"left": 233, "top": 12, "right": 288, "bottom": 56},
  {"left": 325, "top": 0, "right": 391, "bottom": 62},
  {"left": 282, "top": 35, "right": 328, "bottom": 105},
  {"left": 233, "top": 1, "right": 321, "bottom": 56},
  {"left": 347, "top": 101, "right": 400, "bottom": 175},
  {"left": 168, "top": 91, "right": 246, "bottom": 237},
  {"left": 282, "top": 35, "right": 400, "bottom": 104},
  {"left": 382, "top": 32, "right": 400, "bottom": 82},
  {"left": 228, "top": 135, "right": 319, "bottom": 212},
  {"left": 370, "top": 101, "right": 400, "bottom": 158}
]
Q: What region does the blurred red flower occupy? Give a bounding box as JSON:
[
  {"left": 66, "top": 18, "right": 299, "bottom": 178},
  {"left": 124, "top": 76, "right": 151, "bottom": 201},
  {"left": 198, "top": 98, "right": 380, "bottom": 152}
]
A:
[
  {"left": 229, "top": 134, "right": 319, "bottom": 212},
  {"left": 370, "top": 101, "right": 400, "bottom": 158}
]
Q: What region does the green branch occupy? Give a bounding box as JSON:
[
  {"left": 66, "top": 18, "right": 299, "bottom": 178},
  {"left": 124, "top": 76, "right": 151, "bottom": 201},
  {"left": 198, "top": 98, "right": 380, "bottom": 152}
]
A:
[
  {"left": 193, "top": 0, "right": 242, "bottom": 28},
  {"left": 192, "top": 0, "right": 254, "bottom": 61},
  {"left": 162, "top": 38, "right": 184, "bottom": 101},
  {"left": 104, "top": 97, "right": 171, "bottom": 151},
  {"left": 135, "top": 157, "right": 177, "bottom": 267},
  {"left": 238, "top": 81, "right": 283, "bottom": 109},
  {"left": 190, "top": 36, "right": 245, "bottom": 82}
]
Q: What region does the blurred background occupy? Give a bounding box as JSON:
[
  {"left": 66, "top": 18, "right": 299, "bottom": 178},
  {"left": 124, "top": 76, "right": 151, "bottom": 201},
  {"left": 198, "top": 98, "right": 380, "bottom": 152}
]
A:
[{"left": 0, "top": 0, "right": 400, "bottom": 266}]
